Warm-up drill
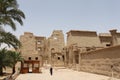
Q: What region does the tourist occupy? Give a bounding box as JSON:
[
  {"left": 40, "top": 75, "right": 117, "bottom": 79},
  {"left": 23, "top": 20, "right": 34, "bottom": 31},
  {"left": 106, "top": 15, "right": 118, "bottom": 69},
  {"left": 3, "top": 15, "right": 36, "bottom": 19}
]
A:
[{"left": 50, "top": 67, "right": 53, "bottom": 76}]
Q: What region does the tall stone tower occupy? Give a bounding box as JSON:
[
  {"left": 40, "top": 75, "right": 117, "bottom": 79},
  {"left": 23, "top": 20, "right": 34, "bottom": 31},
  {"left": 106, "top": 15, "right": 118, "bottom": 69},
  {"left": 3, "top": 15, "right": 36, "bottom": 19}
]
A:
[
  {"left": 20, "top": 32, "right": 46, "bottom": 66},
  {"left": 47, "top": 30, "right": 65, "bottom": 66}
]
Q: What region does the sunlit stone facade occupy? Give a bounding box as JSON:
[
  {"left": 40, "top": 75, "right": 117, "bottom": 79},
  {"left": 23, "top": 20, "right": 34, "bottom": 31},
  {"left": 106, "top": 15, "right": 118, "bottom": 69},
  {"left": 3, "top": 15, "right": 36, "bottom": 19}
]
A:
[
  {"left": 19, "top": 29, "right": 120, "bottom": 78},
  {"left": 20, "top": 32, "right": 46, "bottom": 66}
]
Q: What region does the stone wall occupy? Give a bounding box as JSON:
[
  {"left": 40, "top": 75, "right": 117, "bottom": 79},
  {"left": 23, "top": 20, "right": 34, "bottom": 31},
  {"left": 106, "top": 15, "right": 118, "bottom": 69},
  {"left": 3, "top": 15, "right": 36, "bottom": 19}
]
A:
[
  {"left": 20, "top": 32, "right": 46, "bottom": 66},
  {"left": 67, "top": 30, "right": 103, "bottom": 48},
  {"left": 20, "top": 32, "right": 37, "bottom": 57},
  {"left": 47, "top": 30, "right": 65, "bottom": 64},
  {"left": 80, "top": 45, "right": 120, "bottom": 78},
  {"left": 117, "top": 33, "right": 120, "bottom": 45}
]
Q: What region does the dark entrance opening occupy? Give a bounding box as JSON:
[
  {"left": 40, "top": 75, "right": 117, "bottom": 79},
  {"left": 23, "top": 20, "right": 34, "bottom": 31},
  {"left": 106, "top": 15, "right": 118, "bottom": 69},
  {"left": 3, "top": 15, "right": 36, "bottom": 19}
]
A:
[
  {"left": 28, "top": 57, "right": 31, "bottom": 60},
  {"left": 75, "top": 55, "right": 79, "bottom": 64},
  {"left": 62, "top": 55, "right": 64, "bottom": 61},
  {"left": 58, "top": 57, "right": 60, "bottom": 60},
  {"left": 35, "top": 57, "right": 38, "bottom": 60}
]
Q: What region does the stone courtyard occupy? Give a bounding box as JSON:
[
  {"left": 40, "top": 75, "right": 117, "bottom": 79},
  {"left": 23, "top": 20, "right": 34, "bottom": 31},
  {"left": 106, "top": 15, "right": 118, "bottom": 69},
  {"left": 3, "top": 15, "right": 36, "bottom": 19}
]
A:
[{"left": 15, "top": 67, "right": 120, "bottom": 80}]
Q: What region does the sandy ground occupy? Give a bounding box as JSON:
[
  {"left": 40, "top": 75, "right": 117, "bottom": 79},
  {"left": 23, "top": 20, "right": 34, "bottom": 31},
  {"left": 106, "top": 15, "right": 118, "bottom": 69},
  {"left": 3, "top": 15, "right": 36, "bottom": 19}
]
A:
[{"left": 15, "top": 67, "right": 120, "bottom": 80}]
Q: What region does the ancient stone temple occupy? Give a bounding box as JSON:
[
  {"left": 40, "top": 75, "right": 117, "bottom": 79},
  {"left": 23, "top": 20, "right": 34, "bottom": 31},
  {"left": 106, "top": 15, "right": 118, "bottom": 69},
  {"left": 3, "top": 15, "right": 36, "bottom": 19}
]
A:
[
  {"left": 19, "top": 29, "right": 120, "bottom": 78},
  {"left": 46, "top": 30, "right": 65, "bottom": 66}
]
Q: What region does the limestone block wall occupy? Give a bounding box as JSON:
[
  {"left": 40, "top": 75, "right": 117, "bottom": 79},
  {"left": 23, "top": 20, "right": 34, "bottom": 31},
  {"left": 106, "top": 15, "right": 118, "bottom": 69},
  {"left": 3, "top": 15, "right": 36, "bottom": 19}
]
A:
[
  {"left": 20, "top": 32, "right": 37, "bottom": 56},
  {"left": 117, "top": 33, "right": 120, "bottom": 45},
  {"left": 67, "top": 30, "right": 103, "bottom": 48},
  {"left": 80, "top": 45, "right": 120, "bottom": 78}
]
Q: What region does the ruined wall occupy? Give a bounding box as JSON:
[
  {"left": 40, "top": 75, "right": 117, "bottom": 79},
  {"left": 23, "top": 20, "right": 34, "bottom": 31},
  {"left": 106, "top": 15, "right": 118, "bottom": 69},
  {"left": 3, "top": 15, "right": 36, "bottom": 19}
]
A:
[
  {"left": 99, "top": 33, "right": 112, "bottom": 47},
  {"left": 80, "top": 45, "right": 120, "bottom": 78},
  {"left": 46, "top": 30, "right": 65, "bottom": 64},
  {"left": 47, "top": 30, "right": 65, "bottom": 52}
]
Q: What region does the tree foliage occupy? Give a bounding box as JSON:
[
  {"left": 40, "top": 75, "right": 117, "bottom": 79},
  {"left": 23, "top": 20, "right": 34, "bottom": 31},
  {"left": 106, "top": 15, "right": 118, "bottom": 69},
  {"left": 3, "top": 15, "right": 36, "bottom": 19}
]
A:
[
  {"left": 0, "top": 0, "right": 25, "bottom": 30},
  {"left": 0, "top": 48, "right": 13, "bottom": 75},
  {"left": 8, "top": 51, "right": 23, "bottom": 74},
  {"left": 0, "top": 48, "right": 24, "bottom": 75},
  {"left": 0, "top": 0, "right": 25, "bottom": 75},
  {"left": 0, "top": 31, "right": 21, "bottom": 49}
]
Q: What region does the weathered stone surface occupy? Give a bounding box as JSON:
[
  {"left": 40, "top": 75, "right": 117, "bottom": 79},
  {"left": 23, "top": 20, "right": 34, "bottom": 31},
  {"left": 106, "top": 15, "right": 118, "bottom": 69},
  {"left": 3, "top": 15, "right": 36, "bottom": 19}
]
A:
[
  {"left": 19, "top": 29, "right": 120, "bottom": 78},
  {"left": 20, "top": 32, "right": 46, "bottom": 66}
]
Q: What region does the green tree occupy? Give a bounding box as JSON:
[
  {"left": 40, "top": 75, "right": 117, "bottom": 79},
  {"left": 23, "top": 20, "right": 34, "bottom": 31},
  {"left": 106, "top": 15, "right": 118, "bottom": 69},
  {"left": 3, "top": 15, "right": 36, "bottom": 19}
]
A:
[
  {"left": 8, "top": 51, "right": 23, "bottom": 74},
  {"left": 0, "top": 48, "right": 13, "bottom": 75},
  {"left": 0, "top": 0, "right": 24, "bottom": 49},
  {"left": 0, "top": 0, "right": 25, "bottom": 30},
  {"left": 0, "top": 0, "right": 25, "bottom": 75},
  {"left": 0, "top": 31, "right": 21, "bottom": 50}
]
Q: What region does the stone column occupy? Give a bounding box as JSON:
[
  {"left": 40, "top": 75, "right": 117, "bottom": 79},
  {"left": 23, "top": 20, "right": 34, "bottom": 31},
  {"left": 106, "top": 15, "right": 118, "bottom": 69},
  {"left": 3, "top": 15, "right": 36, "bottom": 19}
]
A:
[
  {"left": 65, "top": 52, "right": 67, "bottom": 66},
  {"left": 63, "top": 48, "right": 67, "bottom": 67},
  {"left": 79, "top": 49, "right": 81, "bottom": 71},
  {"left": 73, "top": 51, "right": 76, "bottom": 65},
  {"left": 49, "top": 51, "right": 52, "bottom": 65},
  {"left": 69, "top": 49, "right": 73, "bottom": 64},
  {"left": 72, "top": 51, "right": 77, "bottom": 70}
]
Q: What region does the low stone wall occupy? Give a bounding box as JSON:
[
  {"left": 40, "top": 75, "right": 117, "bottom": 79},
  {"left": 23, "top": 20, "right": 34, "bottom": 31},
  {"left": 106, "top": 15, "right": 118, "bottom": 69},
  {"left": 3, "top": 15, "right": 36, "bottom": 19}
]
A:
[{"left": 80, "top": 45, "right": 120, "bottom": 78}]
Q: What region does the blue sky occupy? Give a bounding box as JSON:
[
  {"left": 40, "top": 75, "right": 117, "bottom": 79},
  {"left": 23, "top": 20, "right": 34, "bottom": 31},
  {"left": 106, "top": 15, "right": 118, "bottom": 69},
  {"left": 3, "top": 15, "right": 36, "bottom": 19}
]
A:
[{"left": 5, "top": 0, "right": 120, "bottom": 38}]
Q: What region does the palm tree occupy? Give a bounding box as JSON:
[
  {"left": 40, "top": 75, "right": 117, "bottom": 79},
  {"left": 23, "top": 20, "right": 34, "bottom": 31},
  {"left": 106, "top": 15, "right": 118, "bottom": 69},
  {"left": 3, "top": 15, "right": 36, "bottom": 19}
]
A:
[
  {"left": 0, "top": 0, "right": 24, "bottom": 75},
  {"left": 0, "top": 48, "right": 13, "bottom": 75},
  {"left": 8, "top": 51, "right": 23, "bottom": 74},
  {"left": 0, "top": 0, "right": 25, "bottom": 30},
  {"left": 0, "top": 31, "right": 21, "bottom": 50}
]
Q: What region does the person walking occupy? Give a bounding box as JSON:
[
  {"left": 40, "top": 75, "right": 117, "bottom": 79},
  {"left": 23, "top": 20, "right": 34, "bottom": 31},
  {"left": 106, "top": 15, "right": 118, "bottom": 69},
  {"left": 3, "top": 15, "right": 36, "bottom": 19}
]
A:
[{"left": 50, "top": 67, "right": 53, "bottom": 76}]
